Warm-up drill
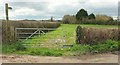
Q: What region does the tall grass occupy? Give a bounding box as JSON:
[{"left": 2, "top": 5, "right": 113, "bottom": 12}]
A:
[{"left": 2, "top": 42, "right": 26, "bottom": 54}]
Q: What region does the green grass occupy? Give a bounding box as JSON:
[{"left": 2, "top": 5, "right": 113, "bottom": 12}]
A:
[
  {"left": 2, "top": 42, "right": 26, "bottom": 54},
  {"left": 90, "top": 40, "right": 119, "bottom": 53},
  {"left": 23, "top": 24, "right": 78, "bottom": 48},
  {"left": 2, "top": 24, "right": 119, "bottom": 56},
  {"left": 2, "top": 39, "right": 119, "bottom": 56},
  {"left": 23, "top": 24, "right": 118, "bottom": 47}
]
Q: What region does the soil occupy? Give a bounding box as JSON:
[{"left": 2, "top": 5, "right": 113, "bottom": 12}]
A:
[{"left": 1, "top": 53, "right": 118, "bottom": 63}]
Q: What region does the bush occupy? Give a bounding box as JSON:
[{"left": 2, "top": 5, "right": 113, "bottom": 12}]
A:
[
  {"left": 77, "top": 20, "right": 119, "bottom": 25},
  {"left": 62, "top": 15, "right": 76, "bottom": 24},
  {"left": 76, "top": 26, "right": 83, "bottom": 44},
  {"left": 95, "top": 14, "right": 113, "bottom": 22},
  {"left": 76, "top": 26, "right": 119, "bottom": 45}
]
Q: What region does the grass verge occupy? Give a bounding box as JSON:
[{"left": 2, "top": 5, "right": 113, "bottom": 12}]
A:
[{"left": 2, "top": 39, "right": 119, "bottom": 56}]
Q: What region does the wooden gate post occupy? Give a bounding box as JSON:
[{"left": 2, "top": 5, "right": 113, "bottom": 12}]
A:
[{"left": 10, "top": 26, "right": 17, "bottom": 42}]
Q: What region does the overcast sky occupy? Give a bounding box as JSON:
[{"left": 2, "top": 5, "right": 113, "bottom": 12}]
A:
[{"left": 0, "top": 0, "right": 119, "bottom": 20}]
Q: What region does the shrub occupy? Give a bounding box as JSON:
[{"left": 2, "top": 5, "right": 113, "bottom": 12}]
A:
[
  {"left": 62, "top": 15, "right": 76, "bottom": 24},
  {"left": 76, "top": 26, "right": 119, "bottom": 45},
  {"left": 88, "top": 13, "right": 95, "bottom": 19},
  {"left": 95, "top": 14, "right": 113, "bottom": 22},
  {"left": 76, "top": 26, "right": 83, "bottom": 44},
  {"left": 77, "top": 20, "right": 119, "bottom": 25}
]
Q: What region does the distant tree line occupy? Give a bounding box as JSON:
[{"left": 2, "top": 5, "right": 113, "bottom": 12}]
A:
[
  {"left": 62, "top": 9, "right": 119, "bottom": 25},
  {"left": 62, "top": 15, "right": 76, "bottom": 24}
]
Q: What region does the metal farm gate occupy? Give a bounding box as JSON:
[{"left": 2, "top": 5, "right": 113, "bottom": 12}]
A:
[{"left": 15, "top": 28, "right": 74, "bottom": 48}]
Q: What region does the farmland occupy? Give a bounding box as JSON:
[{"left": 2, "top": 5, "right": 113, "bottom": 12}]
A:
[
  {"left": 2, "top": 24, "right": 119, "bottom": 56},
  {"left": 2, "top": 23, "right": 119, "bottom": 63},
  {"left": 23, "top": 24, "right": 118, "bottom": 47},
  {"left": 1, "top": 1, "right": 120, "bottom": 63}
]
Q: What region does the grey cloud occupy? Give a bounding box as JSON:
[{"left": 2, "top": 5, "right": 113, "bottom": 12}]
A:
[
  {"left": 10, "top": 13, "right": 53, "bottom": 20},
  {"left": 2, "top": 1, "right": 118, "bottom": 20},
  {"left": 86, "top": 5, "right": 117, "bottom": 17},
  {"left": 9, "top": 2, "right": 49, "bottom": 11},
  {"left": 46, "top": 4, "right": 80, "bottom": 18}
]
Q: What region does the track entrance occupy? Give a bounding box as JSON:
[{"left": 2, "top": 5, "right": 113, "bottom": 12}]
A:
[{"left": 16, "top": 28, "right": 74, "bottom": 48}]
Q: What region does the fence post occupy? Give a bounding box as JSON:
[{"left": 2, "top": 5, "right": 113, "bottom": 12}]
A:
[
  {"left": 39, "top": 29, "right": 40, "bottom": 37},
  {"left": 9, "top": 26, "right": 17, "bottom": 42}
]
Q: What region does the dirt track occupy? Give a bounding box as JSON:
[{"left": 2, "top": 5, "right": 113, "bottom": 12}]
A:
[{"left": 1, "top": 53, "right": 118, "bottom": 63}]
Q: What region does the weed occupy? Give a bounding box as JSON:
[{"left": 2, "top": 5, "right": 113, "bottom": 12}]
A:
[{"left": 2, "top": 42, "right": 26, "bottom": 54}]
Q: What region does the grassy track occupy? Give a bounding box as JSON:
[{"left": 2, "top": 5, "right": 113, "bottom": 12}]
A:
[
  {"left": 23, "top": 24, "right": 118, "bottom": 47},
  {"left": 23, "top": 24, "right": 77, "bottom": 48}
]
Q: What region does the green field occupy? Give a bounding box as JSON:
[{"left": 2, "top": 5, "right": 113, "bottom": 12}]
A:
[
  {"left": 23, "top": 24, "right": 118, "bottom": 47},
  {"left": 2, "top": 24, "right": 119, "bottom": 56}
]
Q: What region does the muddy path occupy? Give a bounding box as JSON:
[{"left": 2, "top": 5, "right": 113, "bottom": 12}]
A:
[{"left": 1, "top": 53, "right": 118, "bottom": 63}]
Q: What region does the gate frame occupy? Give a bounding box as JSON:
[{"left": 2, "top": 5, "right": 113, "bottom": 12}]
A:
[{"left": 15, "top": 28, "right": 67, "bottom": 47}]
